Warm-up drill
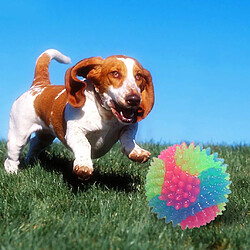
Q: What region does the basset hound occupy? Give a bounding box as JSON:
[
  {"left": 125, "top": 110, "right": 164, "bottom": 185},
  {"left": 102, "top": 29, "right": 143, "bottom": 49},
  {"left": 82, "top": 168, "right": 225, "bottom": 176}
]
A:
[{"left": 4, "top": 49, "right": 154, "bottom": 180}]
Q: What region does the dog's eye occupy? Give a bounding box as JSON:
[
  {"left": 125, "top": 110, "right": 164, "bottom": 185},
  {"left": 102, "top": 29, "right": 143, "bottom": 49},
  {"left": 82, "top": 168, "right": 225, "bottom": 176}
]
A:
[
  {"left": 135, "top": 73, "right": 142, "bottom": 81},
  {"left": 111, "top": 71, "right": 119, "bottom": 78}
]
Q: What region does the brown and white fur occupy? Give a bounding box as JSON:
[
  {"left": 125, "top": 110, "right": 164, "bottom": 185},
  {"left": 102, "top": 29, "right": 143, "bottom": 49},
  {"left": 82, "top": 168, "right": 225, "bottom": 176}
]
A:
[{"left": 4, "top": 49, "right": 154, "bottom": 180}]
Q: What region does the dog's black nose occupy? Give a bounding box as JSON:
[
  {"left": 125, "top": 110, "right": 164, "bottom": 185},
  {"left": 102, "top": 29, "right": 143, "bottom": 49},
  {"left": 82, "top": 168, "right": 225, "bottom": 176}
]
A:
[{"left": 126, "top": 94, "right": 141, "bottom": 106}]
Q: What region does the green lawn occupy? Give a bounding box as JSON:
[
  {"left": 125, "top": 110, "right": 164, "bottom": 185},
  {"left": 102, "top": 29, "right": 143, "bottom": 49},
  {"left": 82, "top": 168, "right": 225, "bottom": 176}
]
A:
[{"left": 0, "top": 140, "right": 249, "bottom": 249}]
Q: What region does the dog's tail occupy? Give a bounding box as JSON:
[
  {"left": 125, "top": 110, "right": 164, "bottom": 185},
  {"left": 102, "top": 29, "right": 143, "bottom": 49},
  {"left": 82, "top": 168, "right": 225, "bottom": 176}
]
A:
[{"left": 32, "top": 49, "right": 71, "bottom": 86}]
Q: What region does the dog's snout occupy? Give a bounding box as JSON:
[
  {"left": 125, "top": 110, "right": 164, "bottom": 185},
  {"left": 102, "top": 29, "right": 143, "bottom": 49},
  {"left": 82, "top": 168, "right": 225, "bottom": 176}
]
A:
[{"left": 125, "top": 94, "right": 141, "bottom": 107}]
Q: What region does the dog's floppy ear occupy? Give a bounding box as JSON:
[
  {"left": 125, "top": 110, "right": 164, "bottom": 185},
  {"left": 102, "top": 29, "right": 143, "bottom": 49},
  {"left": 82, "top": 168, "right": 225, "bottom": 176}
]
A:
[
  {"left": 136, "top": 69, "right": 154, "bottom": 122},
  {"left": 65, "top": 57, "right": 103, "bottom": 108}
]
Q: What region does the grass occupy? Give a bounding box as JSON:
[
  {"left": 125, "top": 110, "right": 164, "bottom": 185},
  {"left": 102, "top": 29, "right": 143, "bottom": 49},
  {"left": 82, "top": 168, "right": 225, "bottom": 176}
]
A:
[{"left": 0, "top": 140, "right": 249, "bottom": 249}]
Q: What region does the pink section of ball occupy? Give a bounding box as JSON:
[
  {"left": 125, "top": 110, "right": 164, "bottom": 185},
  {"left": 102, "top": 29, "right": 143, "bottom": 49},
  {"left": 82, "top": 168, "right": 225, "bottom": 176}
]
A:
[
  {"left": 183, "top": 200, "right": 190, "bottom": 208},
  {"left": 180, "top": 205, "right": 220, "bottom": 229},
  {"left": 186, "top": 184, "right": 193, "bottom": 191},
  {"left": 178, "top": 181, "right": 185, "bottom": 188},
  {"left": 158, "top": 145, "right": 201, "bottom": 210}
]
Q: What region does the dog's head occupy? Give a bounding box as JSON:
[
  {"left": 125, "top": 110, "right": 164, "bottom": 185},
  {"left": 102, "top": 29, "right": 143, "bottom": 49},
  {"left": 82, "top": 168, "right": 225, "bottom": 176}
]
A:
[{"left": 65, "top": 55, "right": 154, "bottom": 123}]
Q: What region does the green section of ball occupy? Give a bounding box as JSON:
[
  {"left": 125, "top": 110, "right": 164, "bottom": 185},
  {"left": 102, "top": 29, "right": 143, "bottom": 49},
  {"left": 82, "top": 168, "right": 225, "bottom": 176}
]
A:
[
  {"left": 217, "top": 202, "right": 227, "bottom": 215},
  {"left": 175, "top": 144, "right": 225, "bottom": 175},
  {"left": 145, "top": 157, "right": 165, "bottom": 201}
]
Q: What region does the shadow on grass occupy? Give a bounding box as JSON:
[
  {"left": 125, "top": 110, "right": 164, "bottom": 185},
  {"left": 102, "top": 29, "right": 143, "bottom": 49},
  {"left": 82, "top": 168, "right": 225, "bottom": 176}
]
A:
[{"left": 20, "top": 151, "right": 141, "bottom": 195}]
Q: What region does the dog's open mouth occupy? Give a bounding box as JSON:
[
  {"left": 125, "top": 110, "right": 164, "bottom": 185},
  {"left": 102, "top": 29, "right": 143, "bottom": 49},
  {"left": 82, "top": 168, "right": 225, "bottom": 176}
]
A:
[{"left": 110, "top": 101, "right": 137, "bottom": 123}]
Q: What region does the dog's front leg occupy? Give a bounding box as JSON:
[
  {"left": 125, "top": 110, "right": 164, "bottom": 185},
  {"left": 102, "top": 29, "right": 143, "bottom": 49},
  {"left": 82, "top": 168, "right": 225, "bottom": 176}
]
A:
[
  {"left": 65, "top": 128, "right": 93, "bottom": 180},
  {"left": 120, "top": 123, "right": 151, "bottom": 163}
]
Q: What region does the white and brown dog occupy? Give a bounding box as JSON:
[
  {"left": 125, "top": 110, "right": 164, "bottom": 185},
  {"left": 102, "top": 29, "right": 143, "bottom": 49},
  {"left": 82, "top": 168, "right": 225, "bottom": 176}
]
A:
[{"left": 4, "top": 49, "right": 154, "bottom": 180}]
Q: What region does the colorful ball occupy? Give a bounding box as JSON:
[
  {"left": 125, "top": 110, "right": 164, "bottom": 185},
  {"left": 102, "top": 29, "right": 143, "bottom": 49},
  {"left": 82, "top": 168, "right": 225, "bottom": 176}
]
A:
[{"left": 145, "top": 142, "right": 231, "bottom": 229}]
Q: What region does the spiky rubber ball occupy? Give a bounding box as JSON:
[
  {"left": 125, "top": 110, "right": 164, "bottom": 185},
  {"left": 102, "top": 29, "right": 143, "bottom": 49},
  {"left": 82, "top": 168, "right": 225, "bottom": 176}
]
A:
[{"left": 145, "top": 142, "right": 231, "bottom": 229}]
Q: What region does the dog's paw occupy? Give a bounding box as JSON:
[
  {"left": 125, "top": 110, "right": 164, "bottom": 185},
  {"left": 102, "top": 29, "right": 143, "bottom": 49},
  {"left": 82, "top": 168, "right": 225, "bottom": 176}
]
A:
[
  {"left": 73, "top": 158, "right": 93, "bottom": 180},
  {"left": 4, "top": 159, "right": 19, "bottom": 174},
  {"left": 73, "top": 165, "right": 93, "bottom": 180},
  {"left": 128, "top": 147, "right": 151, "bottom": 163}
]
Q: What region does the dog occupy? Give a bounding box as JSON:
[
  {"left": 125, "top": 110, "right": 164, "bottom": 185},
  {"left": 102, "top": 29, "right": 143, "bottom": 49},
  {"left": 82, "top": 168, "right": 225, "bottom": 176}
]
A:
[{"left": 4, "top": 49, "right": 154, "bottom": 180}]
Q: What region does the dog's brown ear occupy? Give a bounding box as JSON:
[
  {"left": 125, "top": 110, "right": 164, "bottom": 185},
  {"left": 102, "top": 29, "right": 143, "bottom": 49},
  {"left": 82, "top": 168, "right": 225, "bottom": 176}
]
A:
[
  {"left": 65, "top": 57, "right": 103, "bottom": 108},
  {"left": 136, "top": 69, "right": 154, "bottom": 122}
]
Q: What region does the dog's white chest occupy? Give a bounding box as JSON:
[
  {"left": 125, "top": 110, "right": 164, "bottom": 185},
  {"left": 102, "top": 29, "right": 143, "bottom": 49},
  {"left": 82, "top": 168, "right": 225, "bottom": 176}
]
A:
[
  {"left": 64, "top": 92, "right": 123, "bottom": 158},
  {"left": 86, "top": 123, "right": 121, "bottom": 158}
]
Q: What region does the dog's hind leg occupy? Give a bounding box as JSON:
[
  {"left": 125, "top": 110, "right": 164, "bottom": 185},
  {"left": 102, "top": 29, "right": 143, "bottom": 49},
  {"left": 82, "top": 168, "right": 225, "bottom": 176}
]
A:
[
  {"left": 4, "top": 124, "right": 41, "bottom": 174},
  {"left": 26, "top": 131, "right": 55, "bottom": 163},
  {"left": 4, "top": 92, "right": 44, "bottom": 174}
]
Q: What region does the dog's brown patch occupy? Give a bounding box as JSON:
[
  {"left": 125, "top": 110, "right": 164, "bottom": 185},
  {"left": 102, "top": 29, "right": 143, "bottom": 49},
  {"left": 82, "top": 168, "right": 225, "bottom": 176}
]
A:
[
  {"left": 33, "top": 85, "right": 68, "bottom": 143},
  {"left": 32, "top": 53, "right": 51, "bottom": 86}
]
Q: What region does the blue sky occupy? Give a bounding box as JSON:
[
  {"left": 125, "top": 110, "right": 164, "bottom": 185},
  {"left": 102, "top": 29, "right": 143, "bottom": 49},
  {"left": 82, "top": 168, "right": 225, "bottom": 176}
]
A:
[{"left": 0, "top": 0, "right": 249, "bottom": 144}]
